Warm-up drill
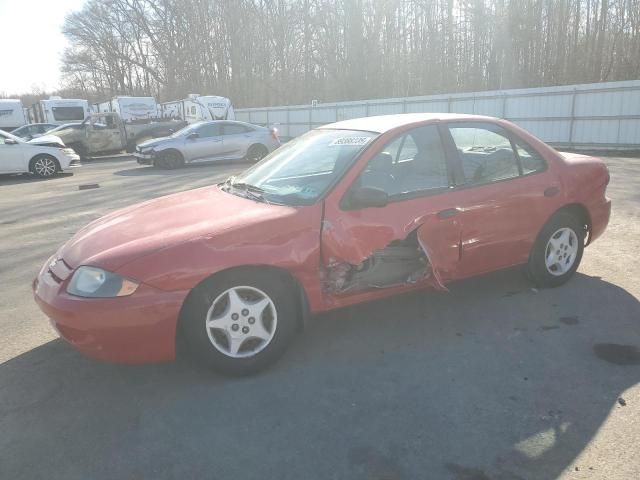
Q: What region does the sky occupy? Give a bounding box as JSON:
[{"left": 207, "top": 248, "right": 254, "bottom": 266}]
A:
[{"left": 0, "top": 0, "right": 86, "bottom": 96}]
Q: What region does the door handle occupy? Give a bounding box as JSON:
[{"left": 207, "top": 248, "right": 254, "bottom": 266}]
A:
[
  {"left": 544, "top": 186, "right": 560, "bottom": 197},
  {"left": 438, "top": 208, "right": 460, "bottom": 219}
]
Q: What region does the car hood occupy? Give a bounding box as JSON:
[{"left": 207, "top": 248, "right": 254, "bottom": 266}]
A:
[
  {"left": 138, "top": 136, "right": 175, "bottom": 149},
  {"left": 28, "top": 134, "right": 65, "bottom": 148},
  {"left": 58, "top": 186, "right": 298, "bottom": 272}
]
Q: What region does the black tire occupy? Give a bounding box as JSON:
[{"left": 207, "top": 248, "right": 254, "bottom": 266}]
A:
[
  {"left": 154, "top": 149, "right": 184, "bottom": 169},
  {"left": 29, "top": 154, "right": 60, "bottom": 178},
  {"left": 527, "top": 211, "right": 585, "bottom": 288},
  {"left": 180, "top": 269, "right": 298, "bottom": 376},
  {"left": 69, "top": 143, "right": 88, "bottom": 160},
  {"left": 245, "top": 144, "right": 268, "bottom": 162}
]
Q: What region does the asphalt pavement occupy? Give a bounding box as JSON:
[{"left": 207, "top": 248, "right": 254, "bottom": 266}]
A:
[{"left": 0, "top": 156, "right": 638, "bottom": 480}]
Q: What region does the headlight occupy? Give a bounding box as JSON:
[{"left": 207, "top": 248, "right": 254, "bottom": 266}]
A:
[
  {"left": 60, "top": 148, "right": 76, "bottom": 154},
  {"left": 67, "top": 266, "right": 139, "bottom": 298}
]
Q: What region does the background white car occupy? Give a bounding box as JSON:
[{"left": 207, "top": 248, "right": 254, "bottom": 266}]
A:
[{"left": 0, "top": 130, "right": 80, "bottom": 177}]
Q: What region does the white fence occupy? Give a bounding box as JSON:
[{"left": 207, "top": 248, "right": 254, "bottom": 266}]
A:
[{"left": 236, "top": 80, "right": 640, "bottom": 149}]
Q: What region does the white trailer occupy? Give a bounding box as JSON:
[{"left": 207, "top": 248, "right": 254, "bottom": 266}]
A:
[
  {"left": 158, "top": 100, "right": 184, "bottom": 119},
  {"left": 95, "top": 96, "right": 158, "bottom": 121},
  {"left": 159, "top": 94, "right": 234, "bottom": 123},
  {"left": 185, "top": 94, "right": 235, "bottom": 122},
  {"left": 31, "top": 97, "right": 91, "bottom": 125},
  {"left": 0, "top": 99, "right": 28, "bottom": 131}
]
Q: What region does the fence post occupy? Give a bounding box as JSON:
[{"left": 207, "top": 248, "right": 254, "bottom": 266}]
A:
[
  {"left": 365, "top": 101, "right": 370, "bottom": 117},
  {"left": 447, "top": 97, "right": 452, "bottom": 113},
  {"left": 266, "top": 109, "right": 270, "bottom": 127},
  {"left": 309, "top": 105, "right": 313, "bottom": 131},
  {"left": 286, "top": 108, "right": 290, "bottom": 139},
  {"left": 569, "top": 89, "right": 577, "bottom": 148},
  {"left": 502, "top": 93, "right": 507, "bottom": 119}
]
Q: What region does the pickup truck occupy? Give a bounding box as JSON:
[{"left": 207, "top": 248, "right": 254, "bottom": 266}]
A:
[{"left": 52, "top": 112, "right": 187, "bottom": 157}]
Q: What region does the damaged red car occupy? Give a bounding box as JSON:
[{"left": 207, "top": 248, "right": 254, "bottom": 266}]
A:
[{"left": 34, "top": 113, "right": 611, "bottom": 375}]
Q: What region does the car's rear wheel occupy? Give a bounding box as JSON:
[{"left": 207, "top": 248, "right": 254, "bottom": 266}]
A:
[
  {"left": 527, "top": 211, "right": 585, "bottom": 287},
  {"left": 155, "top": 150, "right": 184, "bottom": 169},
  {"left": 246, "top": 144, "right": 268, "bottom": 163},
  {"left": 180, "top": 270, "right": 297, "bottom": 375},
  {"left": 30, "top": 154, "right": 59, "bottom": 178}
]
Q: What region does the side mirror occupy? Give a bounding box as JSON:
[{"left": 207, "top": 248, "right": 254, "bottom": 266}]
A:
[
  {"left": 347, "top": 186, "right": 389, "bottom": 209},
  {"left": 187, "top": 132, "right": 199, "bottom": 140},
  {"left": 5, "top": 138, "right": 18, "bottom": 145}
]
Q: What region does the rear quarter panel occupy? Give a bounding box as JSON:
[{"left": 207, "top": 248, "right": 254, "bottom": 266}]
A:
[{"left": 556, "top": 152, "right": 611, "bottom": 243}]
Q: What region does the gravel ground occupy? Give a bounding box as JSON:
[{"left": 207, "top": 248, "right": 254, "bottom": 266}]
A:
[{"left": 0, "top": 156, "right": 638, "bottom": 480}]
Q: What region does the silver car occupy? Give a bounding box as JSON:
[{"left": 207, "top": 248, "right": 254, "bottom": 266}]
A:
[{"left": 133, "top": 120, "right": 280, "bottom": 169}]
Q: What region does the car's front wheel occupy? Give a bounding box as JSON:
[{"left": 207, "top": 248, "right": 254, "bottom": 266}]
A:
[
  {"left": 180, "top": 270, "right": 298, "bottom": 375},
  {"left": 30, "top": 154, "right": 59, "bottom": 178},
  {"left": 155, "top": 150, "right": 184, "bottom": 169},
  {"left": 527, "top": 211, "right": 585, "bottom": 287}
]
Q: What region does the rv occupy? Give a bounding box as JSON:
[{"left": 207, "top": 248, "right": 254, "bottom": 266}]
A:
[
  {"left": 30, "top": 97, "right": 91, "bottom": 125},
  {"left": 159, "top": 94, "right": 235, "bottom": 123},
  {"left": 158, "top": 99, "right": 184, "bottom": 119},
  {"left": 95, "top": 96, "right": 158, "bottom": 122},
  {"left": 0, "top": 99, "right": 28, "bottom": 132}
]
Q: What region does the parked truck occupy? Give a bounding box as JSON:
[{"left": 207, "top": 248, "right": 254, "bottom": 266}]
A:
[
  {"left": 159, "top": 94, "right": 234, "bottom": 123},
  {"left": 52, "top": 112, "right": 186, "bottom": 157},
  {"left": 95, "top": 96, "right": 158, "bottom": 121},
  {"left": 30, "top": 97, "right": 91, "bottom": 125},
  {"left": 0, "top": 99, "right": 28, "bottom": 132}
]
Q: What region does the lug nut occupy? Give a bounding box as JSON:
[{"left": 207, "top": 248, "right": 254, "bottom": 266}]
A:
[
  {"left": 231, "top": 324, "right": 239, "bottom": 331},
  {"left": 242, "top": 309, "right": 249, "bottom": 316},
  {"left": 231, "top": 313, "right": 239, "bottom": 320},
  {"left": 248, "top": 317, "right": 255, "bottom": 324},
  {"left": 242, "top": 326, "right": 249, "bottom": 334}
]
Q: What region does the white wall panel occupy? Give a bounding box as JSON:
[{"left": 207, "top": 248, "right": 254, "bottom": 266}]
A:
[{"left": 237, "top": 80, "right": 640, "bottom": 148}]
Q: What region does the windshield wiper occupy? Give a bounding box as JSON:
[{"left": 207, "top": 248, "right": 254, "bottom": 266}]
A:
[{"left": 226, "top": 180, "right": 272, "bottom": 204}]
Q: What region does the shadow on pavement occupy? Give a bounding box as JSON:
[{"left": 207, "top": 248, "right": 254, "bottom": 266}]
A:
[
  {"left": 1, "top": 270, "right": 638, "bottom": 480},
  {"left": 113, "top": 160, "right": 253, "bottom": 177},
  {"left": 0, "top": 172, "right": 74, "bottom": 186}
]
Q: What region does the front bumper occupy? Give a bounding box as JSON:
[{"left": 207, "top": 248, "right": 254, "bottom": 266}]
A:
[
  {"left": 61, "top": 150, "right": 81, "bottom": 168},
  {"left": 33, "top": 258, "right": 188, "bottom": 364},
  {"left": 133, "top": 151, "right": 155, "bottom": 165}
]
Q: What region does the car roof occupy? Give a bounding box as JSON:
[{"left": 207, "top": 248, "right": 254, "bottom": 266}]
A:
[{"left": 319, "top": 113, "right": 499, "bottom": 133}]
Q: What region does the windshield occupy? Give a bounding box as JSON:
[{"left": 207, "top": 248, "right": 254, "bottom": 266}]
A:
[
  {"left": 227, "top": 129, "right": 377, "bottom": 205},
  {"left": 170, "top": 122, "right": 203, "bottom": 138},
  {"left": 0, "top": 129, "right": 24, "bottom": 143}
]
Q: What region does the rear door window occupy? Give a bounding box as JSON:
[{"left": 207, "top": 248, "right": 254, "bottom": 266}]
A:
[
  {"left": 448, "top": 123, "right": 520, "bottom": 185},
  {"left": 223, "top": 124, "right": 248, "bottom": 135},
  {"left": 514, "top": 140, "right": 546, "bottom": 175},
  {"left": 197, "top": 123, "right": 222, "bottom": 138}
]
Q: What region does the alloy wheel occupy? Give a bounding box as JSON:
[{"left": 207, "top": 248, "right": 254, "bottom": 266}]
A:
[
  {"left": 33, "top": 157, "right": 57, "bottom": 177},
  {"left": 544, "top": 227, "right": 579, "bottom": 276},
  {"left": 205, "top": 286, "right": 277, "bottom": 358}
]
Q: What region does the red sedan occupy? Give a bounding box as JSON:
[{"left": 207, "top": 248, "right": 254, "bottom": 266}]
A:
[{"left": 34, "top": 114, "right": 611, "bottom": 375}]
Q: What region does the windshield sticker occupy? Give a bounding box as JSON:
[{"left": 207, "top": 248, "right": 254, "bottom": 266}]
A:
[{"left": 329, "top": 136, "right": 371, "bottom": 147}]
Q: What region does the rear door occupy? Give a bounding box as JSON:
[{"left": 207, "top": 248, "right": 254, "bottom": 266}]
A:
[
  {"left": 440, "top": 121, "right": 562, "bottom": 278},
  {"left": 221, "top": 122, "right": 251, "bottom": 159}
]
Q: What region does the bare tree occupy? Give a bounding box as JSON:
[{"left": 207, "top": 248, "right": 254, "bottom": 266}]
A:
[{"left": 56, "top": 0, "right": 640, "bottom": 107}]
